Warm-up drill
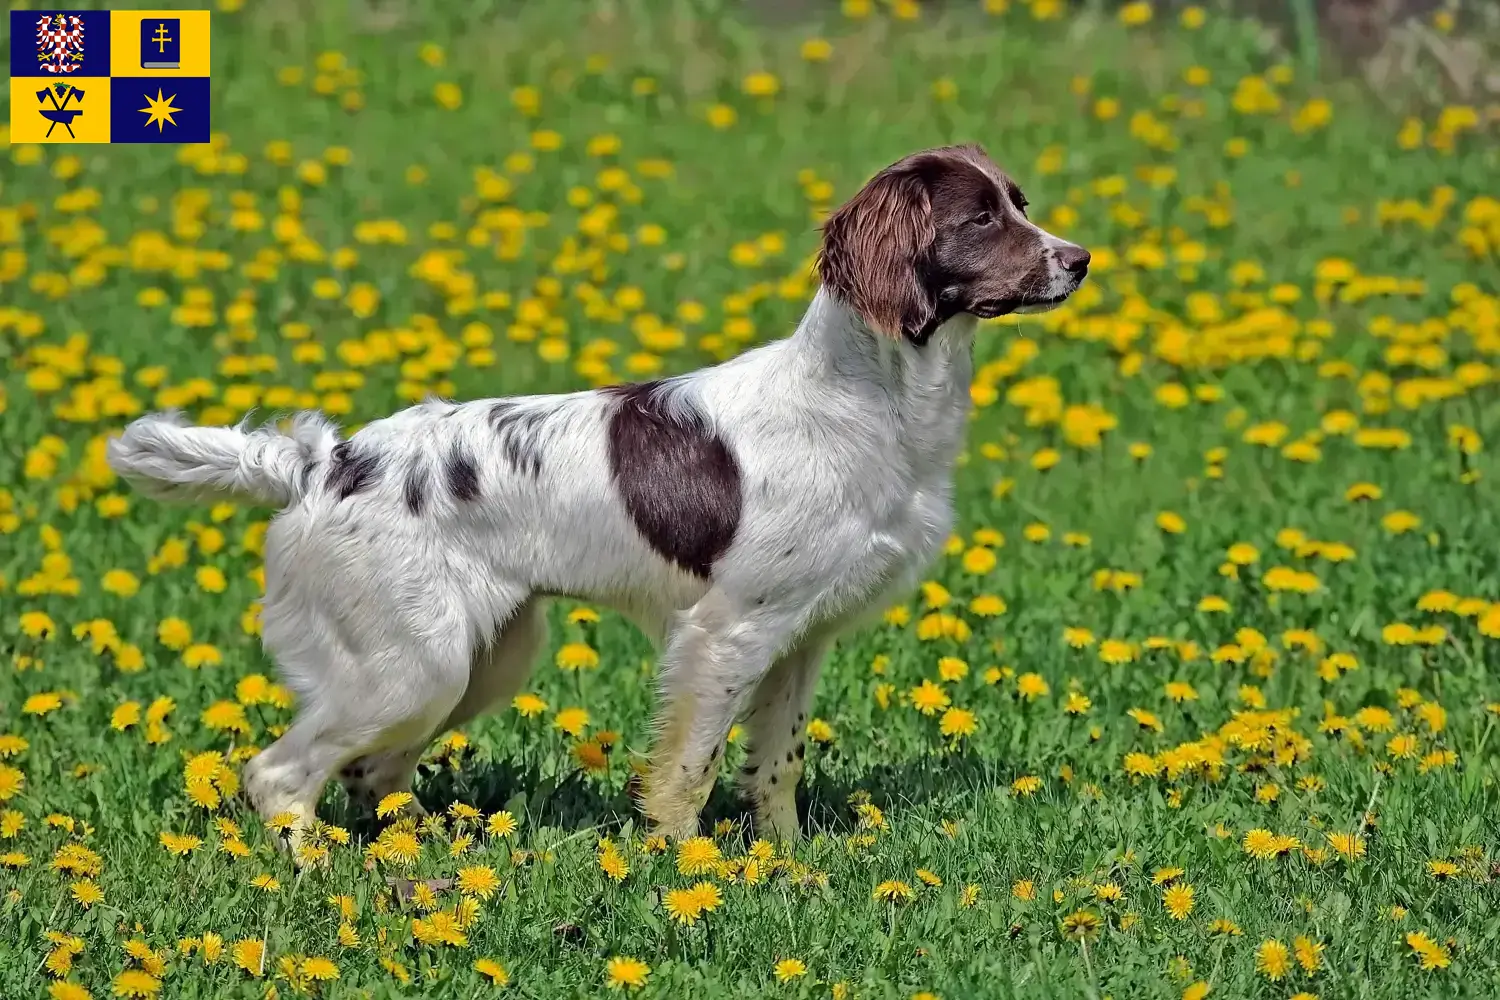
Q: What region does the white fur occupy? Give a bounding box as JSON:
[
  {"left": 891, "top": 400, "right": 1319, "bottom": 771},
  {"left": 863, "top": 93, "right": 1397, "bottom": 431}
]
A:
[
  {"left": 1033, "top": 222, "right": 1086, "bottom": 302},
  {"left": 109, "top": 273, "right": 1081, "bottom": 850},
  {"left": 109, "top": 409, "right": 338, "bottom": 507}
]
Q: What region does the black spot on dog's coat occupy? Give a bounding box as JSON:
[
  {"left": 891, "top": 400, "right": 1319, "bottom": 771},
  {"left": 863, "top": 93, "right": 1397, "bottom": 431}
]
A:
[
  {"left": 488, "top": 401, "right": 545, "bottom": 478},
  {"left": 446, "top": 447, "right": 481, "bottom": 502},
  {"left": 403, "top": 465, "right": 428, "bottom": 515},
  {"left": 603, "top": 381, "right": 742, "bottom": 579},
  {"left": 325, "top": 442, "right": 380, "bottom": 500}
]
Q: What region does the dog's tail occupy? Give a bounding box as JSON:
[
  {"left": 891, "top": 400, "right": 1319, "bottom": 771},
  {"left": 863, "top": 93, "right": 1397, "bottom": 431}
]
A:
[{"left": 107, "top": 410, "right": 339, "bottom": 509}]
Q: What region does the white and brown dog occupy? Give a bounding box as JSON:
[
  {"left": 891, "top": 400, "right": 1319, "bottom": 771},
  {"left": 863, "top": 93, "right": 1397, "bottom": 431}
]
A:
[{"left": 108, "top": 144, "right": 1089, "bottom": 850}]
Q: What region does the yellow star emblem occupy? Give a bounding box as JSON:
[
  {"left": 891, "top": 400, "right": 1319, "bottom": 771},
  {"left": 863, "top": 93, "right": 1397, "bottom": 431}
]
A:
[{"left": 139, "top": 88, "right": 181, "bottom": 132}]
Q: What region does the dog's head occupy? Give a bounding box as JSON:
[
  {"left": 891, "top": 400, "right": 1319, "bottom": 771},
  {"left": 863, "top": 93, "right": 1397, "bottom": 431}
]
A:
[{"left": 818, "top": 144, "right": 1089, "bottom": 344}]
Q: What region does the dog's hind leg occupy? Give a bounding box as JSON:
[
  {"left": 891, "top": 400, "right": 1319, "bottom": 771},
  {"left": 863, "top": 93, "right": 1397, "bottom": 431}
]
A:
[
  {"left": 249, "top": 596, "right": 501, "bottom": 859},
  {"left": 440, "top": 597, "right": 547, "bottom": 733},
  {"left": 337, "top": 745, "right": 428, "bottom": 816},
  {"left": 338, "top": 598, "right": 547, "bottom": 809}
]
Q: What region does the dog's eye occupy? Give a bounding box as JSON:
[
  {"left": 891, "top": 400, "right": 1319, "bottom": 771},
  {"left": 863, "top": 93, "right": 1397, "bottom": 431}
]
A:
[{"left": 968, "top": 212, "right": 995, "bottom": 227}]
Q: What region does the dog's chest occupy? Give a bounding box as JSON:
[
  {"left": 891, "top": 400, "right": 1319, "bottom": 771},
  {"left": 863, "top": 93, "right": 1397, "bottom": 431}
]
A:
[
  {"left": 813, "top": 473, "right": 952, "bottom": 635},
  {"left": 841, "top": 403, "right": 967, "bottom": 606},
  {"left": 868, "top": 467, "right": 954, "bottom": 576}
]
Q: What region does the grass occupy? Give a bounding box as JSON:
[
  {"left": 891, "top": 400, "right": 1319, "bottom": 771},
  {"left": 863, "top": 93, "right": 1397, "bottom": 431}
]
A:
[{"left": 2, "top": 0, "right": 1500, "bottom": 997}]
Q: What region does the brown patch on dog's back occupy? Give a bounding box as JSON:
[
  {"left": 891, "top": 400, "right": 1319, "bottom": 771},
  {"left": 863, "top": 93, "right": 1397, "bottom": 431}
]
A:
[{"left": 604, "top": 382, "right": 741, "bottom": 579}]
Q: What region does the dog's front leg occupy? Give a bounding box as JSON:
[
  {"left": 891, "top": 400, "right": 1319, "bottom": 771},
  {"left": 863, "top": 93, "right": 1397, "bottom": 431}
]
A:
[
  {"left": 736, "top": 638, "right": 829, "bottom": 843},
  {"left": 639, "top": 596, "right": 783, "bottom": 839}
]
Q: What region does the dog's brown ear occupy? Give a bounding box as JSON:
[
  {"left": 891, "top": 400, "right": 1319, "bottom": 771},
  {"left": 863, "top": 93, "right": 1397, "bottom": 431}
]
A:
[{"left": 818, "top": 167, "right": 936, "bottom": 341}]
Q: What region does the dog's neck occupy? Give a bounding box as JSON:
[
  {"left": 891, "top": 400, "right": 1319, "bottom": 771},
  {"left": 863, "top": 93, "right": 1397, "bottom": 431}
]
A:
[
  {"left": 785, "top": 287, "right": 976, "bottom": 468},
  {"left": 789, "top": 286, "right": 975, "bottom": 389}
]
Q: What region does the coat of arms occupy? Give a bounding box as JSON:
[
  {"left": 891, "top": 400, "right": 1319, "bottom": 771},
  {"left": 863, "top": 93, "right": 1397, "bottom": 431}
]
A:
[{"left": 35, "top": 13, "right": 86, "bottom": 75}]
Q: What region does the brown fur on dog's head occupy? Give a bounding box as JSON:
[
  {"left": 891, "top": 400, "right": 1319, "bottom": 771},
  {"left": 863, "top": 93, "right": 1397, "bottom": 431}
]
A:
[{"left": 818, "top": 144, "right": 1089, "bottom": 344}]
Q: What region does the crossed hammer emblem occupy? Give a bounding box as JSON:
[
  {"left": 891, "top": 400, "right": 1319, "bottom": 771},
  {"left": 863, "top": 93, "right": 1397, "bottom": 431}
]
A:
[{"left": 37, "top": 82, "right": 85, "bottom": 138}]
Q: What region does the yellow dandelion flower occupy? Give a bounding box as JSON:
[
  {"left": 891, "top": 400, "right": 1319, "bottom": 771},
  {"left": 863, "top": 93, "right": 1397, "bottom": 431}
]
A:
[
  {"left": 675, "top": 836, "right": 721, "bottom": 876},
  {"left": 474, "top": 958, "right": 509, "bottom": 986},
  {"left": 512, "top": 693, "right": 547, "bottom": 718},
  {"left": 1064, "top": 692, "right": 1092, "bottom": 715},
  {"left": 555, "top": 642, "right": 600, "bottom": 671},
  {"left": 688, "top": 881, "right": 722, "bottom": 913},
  {"left": 910, "top": 679, "right": 951, "bottom": 715},
  {"left": 553, "top": 706, "right": 589, "bottom": 736},
  {"left": 1294, "top": 935, "right": 1324, "bottom": 973},
  {"left": 742, "top": 72, "right": 780, "bottom": 98},
  {"left": 375, "top": 792, "right": 414, "bottom": 819},
  {"left": 1256, "top": 939, "right": 1291, "bottom": 981},
  {"left": 773, "top": 958, "right": 807, "bottom": 982},
  {"left": 605, "top": 956, "right": 650, "bottom": 989},
  {"left": 158, "top": 832, "right": 201, "bottom": 856},
  {"left": 456, "top": 864, "right": 500, "bottom": 900},
  {"left": 23, "top": 692, "right": 64, "bottom": 716},
  {"left": 70, "top": 880, "right": 103, "bottom": 907},
  {"left": 110, "top": 970, "right": 161, "bottom": 997},
  {"left": 486, "top": 811, "right": 517, "bottom": 838},
  {"left": 806, "top": 718, "right": 834, "bottom": 743},
  {"left": 663, "top": 887, "right": 704, "bottom": 925},
  {"left": 1017, "top": 673, "right": 1050, "bottom": 700},
  {"left": 1405, "top": 931, "right": 1451, "bottom": 970},
  {"left": 1326, "top": 832, "right": 1366, "bottom": 860},
  {"left": 939, "top": 707, "right": 977, "bottom": 739},
  {"left": 873, "top": 880, "right": 914, "bottom": 903},
  {"left": 1162, "top": 883, "right": 1194, "bottom": 919},
  {"left": 1060, "top": 909, "right": 1101, "bottom": 939}
]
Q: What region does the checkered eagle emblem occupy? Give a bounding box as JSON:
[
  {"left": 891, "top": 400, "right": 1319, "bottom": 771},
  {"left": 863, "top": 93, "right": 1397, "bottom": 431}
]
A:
[{"left": 35, "top": 13, "right": 86, "bottom": 75}]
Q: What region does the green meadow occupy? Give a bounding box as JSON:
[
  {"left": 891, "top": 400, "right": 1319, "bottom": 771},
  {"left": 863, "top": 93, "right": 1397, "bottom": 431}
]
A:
[{"left": 1, "top": 0, "right": 1498, "bottom": 997}]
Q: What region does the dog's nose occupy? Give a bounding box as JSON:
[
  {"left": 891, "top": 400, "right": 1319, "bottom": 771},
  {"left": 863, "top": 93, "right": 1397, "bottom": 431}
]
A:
[{"left": 1056, "top": 244, "right": 1091, "bottom": 275}]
